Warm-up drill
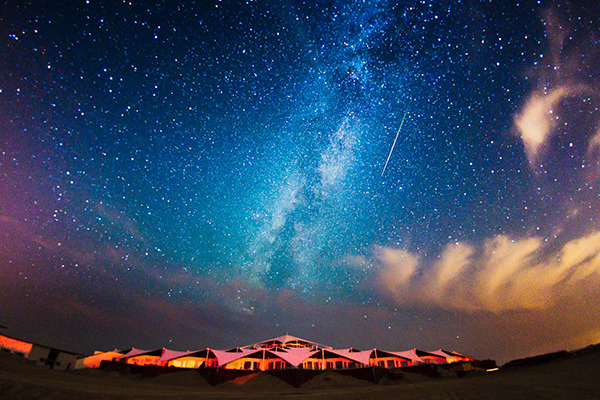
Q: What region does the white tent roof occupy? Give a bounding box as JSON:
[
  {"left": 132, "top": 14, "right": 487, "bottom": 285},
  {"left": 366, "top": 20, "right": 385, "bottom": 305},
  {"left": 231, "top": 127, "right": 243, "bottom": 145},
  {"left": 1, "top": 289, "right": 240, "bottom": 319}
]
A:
[
  {"left": 429, "top": 349, "right": 473, "bottom": 361},
  {"left": 244, "top": 334, "right": 332, "bottom": 350},
  {"left": 393, "top": 349, "right": 447, "bottom": 364},
  {"left": 268, "top": 347, "right": 318, "bottom": 366},
  {"left": 211, "top": 348, "right": 263, "bottom": 366},
  {"left": 156, "top": 348, "right": 195, "bottom": 364},
  {"left": 328, "top": 348, "right": 372, "bottom": 366},
  {"left": 110, "top": 336, "right": 470, "bottom": 369},
  {"left": 116, "top": 347, "right": 154, "bottom": 361}
]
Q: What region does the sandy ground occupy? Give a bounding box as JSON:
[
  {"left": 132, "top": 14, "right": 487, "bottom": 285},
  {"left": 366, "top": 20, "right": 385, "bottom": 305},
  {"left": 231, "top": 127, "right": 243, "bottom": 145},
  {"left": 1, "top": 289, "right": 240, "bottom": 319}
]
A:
[{"left": 1, "top": 349, "right": 600, "bottom": 399}]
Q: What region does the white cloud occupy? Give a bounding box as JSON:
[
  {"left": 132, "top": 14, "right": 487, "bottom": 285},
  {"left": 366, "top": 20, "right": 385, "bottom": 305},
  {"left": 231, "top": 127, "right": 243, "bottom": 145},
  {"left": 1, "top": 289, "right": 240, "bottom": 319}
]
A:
[{"left": 514, "top": 86, "right": 572, "bottom": 166}]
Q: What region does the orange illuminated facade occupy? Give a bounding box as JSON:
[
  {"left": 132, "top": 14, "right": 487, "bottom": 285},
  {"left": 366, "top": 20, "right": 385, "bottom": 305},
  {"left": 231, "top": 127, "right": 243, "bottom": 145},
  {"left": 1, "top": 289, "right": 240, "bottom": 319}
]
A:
[
  {"left": 167, "top": 356, "right": 204, "bottom": 369},
  {"left": 0, "top": 333, "right": 79, "bottom": 370},
  {"left": 0, "top": 334, "right": 33, "bottom": 356},
  {"left": 122, "top": 349, "right": 164, "bottom": 366},
  {"left": 74, "top": 350, "right": 123, "bottom": 369},
  {"left": 370, "top": 349, "right": 412, "bottom": 368}
]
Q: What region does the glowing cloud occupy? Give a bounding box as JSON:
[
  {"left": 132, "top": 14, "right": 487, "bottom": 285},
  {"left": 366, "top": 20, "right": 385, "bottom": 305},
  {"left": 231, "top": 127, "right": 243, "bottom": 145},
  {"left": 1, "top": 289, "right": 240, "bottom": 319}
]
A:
[
  {"left": 514, "top": 8, "right": 598, "bottom": 169},
  {"left": 375, "top": 231, "right": 600, "bottom": 313},
  {"left": 589, "top": 125, "right": 600, "bottom": 156},
  {"left": 514, "top": 87, "right": 565, "bottom": 165},
  {"left": 514, "top": 86, "right": 585, "bottom": 167},
  {"left": 377, "top": 247, "right": 419, "bottom": 294}
]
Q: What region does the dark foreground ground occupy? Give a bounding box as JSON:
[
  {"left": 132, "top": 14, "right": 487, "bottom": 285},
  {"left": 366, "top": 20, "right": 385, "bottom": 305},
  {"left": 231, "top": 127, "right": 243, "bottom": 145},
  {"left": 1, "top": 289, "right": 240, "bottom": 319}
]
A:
[{"left": 1, "top": 347, "right": 600, "bottom": 400}]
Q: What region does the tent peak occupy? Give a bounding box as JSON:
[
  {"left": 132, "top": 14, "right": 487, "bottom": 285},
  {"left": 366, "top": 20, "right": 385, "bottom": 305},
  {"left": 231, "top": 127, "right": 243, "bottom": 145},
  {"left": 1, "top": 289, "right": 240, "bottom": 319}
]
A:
[{"left": 242, "top": 334, "right": 332, "bottom": 350}]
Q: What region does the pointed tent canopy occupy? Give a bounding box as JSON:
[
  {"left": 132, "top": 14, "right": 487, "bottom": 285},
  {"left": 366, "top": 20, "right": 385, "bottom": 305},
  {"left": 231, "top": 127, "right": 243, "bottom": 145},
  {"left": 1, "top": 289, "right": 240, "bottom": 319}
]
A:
[
  {"left": 182, "top": 349, "right": 216, "bottom": 358},
  {"left": 116, "top": 347, "right": 152, "bottom": 361},
  {"left": 243, "top": 334, "right": 332, "bottom": 350},
  {"left": 210, "top": 348, "right": 318, "bottom": 369},
  {"left": 162, "top": 348, "right": 220, "bottom": 366},
  {"left": 447, "top": 350, "right": 473, "bottom": 359},
  {"left": 232, "top": 348, "right": 304, "bottom": 364},
  {"left": 116, "top": 348, "right": 133, "bottom": 354},
  {"left": 224, "top": 347, "right": 245, "bottom": 353},
  {"left": 393, "top": 349, "right": 448, "bottom": 364},
  {"left": 211, "top": 348, "right": 264, "bottom": 367},
  {"left": 429, "top": 349, "right": 474, "bottom": 362},
  {"left": 156, "top": 348, "right": 194, "bottom": 364},
  {"left": 371, "top": 349, "right": 412, "bottom": 362},
  {"left": 269, "top": 347, "right": 318, "bottom": 367},
  {"left": 328, "top": 348, "right": 372, "bottom": 366},
  {"left": 326, "top": 348, "right": 413, "bottom": 366},
  {"left": 76, "top": 350, "right": 124, "bottom": 369},
  {"left": 105, "top": 336, "right": 474, "bottom": 371},
  {"left": 305, "top": 348, "right": 361, "bottom": 361},
  {"left": 116, "top": 348, "right": 171, "bottom": 366}
]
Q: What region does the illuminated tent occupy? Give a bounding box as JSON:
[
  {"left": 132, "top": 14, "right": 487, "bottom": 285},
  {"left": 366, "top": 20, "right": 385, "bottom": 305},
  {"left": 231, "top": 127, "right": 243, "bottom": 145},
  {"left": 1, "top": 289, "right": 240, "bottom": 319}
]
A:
[
  {"left": 75, "top": 350, "right": 123, "bottom": 369},
  {"left": 290, "top": 347, "right": 367, "bottom": 370},
  {"left": 162, "top": 348, "right": 221, "bottom": 368},
  {"left": 274, "top": 347, "right": 320, "bottom": 367},
  {"left": 156, "top": 348, "right": 194, "bottom": 367},
  {"left": 219, "top": 348, "right": 296, "bottom": 370},
  {"left": 117, "top": 347, "right": 150, "bottom": 360},
  {"left": 212, "top": 348, "right": 265, "bottom": 368},
  {"left": 393, "top": 349, "right": 448, "bottom": 364},
  {"left": 84, "top": 335, "right": 482, "bottom": 372},
  {"left": 328, "top": 348, "right": 371, "bottom": 367},
  {"left": 117, "top": 348, "right": 164, "bottom": 365},
  {"left": 241, "top": 334, "right": 331, "bottom": 350},
  {"left": 157, "top": 347, "right": 257, "bottom": 368},
  {"left": 369, "top": 349, "right": 413, "bottom": 368},
  {"left": 429, "top": 349, "right": 474, "bottom": 363}
]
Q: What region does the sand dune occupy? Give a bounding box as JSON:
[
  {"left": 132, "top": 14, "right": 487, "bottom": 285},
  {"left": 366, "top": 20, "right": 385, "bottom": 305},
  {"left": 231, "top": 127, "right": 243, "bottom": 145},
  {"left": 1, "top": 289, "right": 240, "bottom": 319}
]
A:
[{"left": 1, "top": 347, "right": 600, "bottom": 399}]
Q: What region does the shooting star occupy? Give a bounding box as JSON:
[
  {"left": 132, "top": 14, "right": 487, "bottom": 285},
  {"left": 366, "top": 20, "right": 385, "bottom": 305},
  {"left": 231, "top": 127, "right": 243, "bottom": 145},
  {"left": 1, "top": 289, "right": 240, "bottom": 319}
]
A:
[{"left": 381, "top": 106, "right": 409, "bottom": 177}]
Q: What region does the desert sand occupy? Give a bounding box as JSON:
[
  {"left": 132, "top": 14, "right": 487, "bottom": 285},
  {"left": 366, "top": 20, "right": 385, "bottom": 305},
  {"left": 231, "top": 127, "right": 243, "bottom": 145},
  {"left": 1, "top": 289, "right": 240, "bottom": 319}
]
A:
[{"left": 1, "top": 347, "right": 600, "bottom": 399}]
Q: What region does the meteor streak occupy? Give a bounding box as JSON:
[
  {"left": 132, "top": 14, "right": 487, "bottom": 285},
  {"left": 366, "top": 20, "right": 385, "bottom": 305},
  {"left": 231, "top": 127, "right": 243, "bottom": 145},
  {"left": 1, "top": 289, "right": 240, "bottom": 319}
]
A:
[{"left": 381, "top": 107, "right": 409, "bottom": 176}]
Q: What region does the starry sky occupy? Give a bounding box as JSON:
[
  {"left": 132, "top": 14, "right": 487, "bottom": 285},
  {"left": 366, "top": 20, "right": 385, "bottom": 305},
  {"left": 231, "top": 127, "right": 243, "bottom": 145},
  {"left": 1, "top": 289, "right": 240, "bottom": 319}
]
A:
[{"left": 1, "top": 0, "right": 600, "bottom": 364}]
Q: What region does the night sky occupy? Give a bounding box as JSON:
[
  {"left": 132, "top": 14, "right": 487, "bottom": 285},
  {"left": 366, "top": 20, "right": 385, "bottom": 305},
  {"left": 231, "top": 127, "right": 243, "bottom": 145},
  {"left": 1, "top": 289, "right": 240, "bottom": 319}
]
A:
[{"left": 1, "top": 1, "right": 600, "bottom": 364}]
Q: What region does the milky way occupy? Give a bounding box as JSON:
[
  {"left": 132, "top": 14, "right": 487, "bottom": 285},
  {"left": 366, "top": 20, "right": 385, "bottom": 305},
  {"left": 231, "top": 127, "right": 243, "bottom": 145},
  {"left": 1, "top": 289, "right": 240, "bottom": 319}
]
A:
[{"left": 1, "top": 1, "right": 600, "bottom": 363}]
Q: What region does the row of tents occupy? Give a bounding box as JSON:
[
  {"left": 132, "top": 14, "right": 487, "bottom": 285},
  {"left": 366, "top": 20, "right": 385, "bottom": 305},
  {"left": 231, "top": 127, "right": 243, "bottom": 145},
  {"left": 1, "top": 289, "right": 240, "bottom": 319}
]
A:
[{"left": 75, "top": 334, "right": 476, "bottom": 371}]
